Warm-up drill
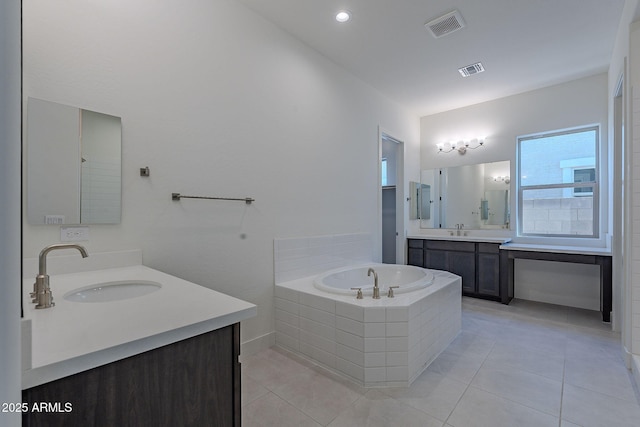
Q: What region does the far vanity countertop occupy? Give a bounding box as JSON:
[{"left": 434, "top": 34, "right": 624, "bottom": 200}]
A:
[
  {"left": 407, "top": 234, "right": 512, "bottom": 244},
  {"left": 22, "top": 264, "right": 256, "bottom": 389},
  {"left": 498, "top": 242, "right": 612, "bottom": 256}
]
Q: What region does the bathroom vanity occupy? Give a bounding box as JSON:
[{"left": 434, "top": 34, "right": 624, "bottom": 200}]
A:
[
  {"left": 23, "top": 324, "right": 240, "bottom": 427},
  {"left": 408, "top": 237, "right": 613, "bottom": 322},
  {"left": 407, "top": 236, "right": 512, "bottom": 301},
  {"left": 20, "top": 251, "right": 256, "bottom": 427}
]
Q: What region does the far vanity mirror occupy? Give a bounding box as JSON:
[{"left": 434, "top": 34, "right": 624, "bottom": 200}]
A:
[
  {"left": 419, "top": 160, "right": 511, "bottom": 230},
  {"left": 26, "top": 98, "right": 122, "bottom": 225},
  {"left": 409, "top": 181, "right": 431, "bottom": 220}
]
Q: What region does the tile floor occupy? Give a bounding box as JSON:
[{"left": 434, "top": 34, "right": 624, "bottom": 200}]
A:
[{"left": 241, "top": 297, "right": 640, "bottom": 427}]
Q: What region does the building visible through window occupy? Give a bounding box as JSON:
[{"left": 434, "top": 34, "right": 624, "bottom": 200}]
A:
[{"left": 573, "top": 168, "right": 595, "bottom": 195}]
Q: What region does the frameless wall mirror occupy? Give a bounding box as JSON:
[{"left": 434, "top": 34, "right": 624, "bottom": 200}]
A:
[
  {"left": 27, "top": 98, "right": 122, "bottom": 225},
  {"left": 409, "top": 181, "right": 431, "bottom": 220},
  {"left": 420, "top": 160, "right": 510, "bottom": 230}
]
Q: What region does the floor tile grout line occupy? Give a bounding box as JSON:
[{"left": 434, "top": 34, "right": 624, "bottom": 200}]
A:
[
  {"left": 558, "top": 340, "right": 567, "bottom": 427},
  {"left": 442, "top": 333, "right": 497, "bottom": 426},
  {"left": 462, "top": 353, "right": 565, "bottom": 420}
]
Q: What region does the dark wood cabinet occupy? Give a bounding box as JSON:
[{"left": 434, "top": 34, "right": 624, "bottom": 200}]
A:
[
  {"left": 22, "top": 324, "right": 241, "bottom": 427},
  {"left": 408, "top": 238, "right": 502, "bottom": 301},
  {"left": 407, "top": 239, "right": 424, "bottom": 266}
]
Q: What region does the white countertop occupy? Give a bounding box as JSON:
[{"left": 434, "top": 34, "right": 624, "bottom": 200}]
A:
[
  {"left": 407, "top": 234, "right": 512, "bottom": 244},
  {"left": 499, "top": 243, "right": 611, "bottom": 256},
  {"left": 22, "top": 264, "right": 256, "bottom": 389}
]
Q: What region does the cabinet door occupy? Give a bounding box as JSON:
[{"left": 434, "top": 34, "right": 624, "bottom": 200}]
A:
[
  {"left": 408, "top": 248, "right": 424, "bottom": 266},
  {"left": 425, "top": 249, "right": 448, "bottom": 270},
  {"left": 449, "top": 251, "right": 476, "bottom": 293},
  {"left": 23, "top": 325, "right": 240, "bottom": 427},
  {"left": 407, "top": 240, "right": 425, "bottom": 267},
  {"left": 477, "top": 253, "right": 500, "bottom": 297}
]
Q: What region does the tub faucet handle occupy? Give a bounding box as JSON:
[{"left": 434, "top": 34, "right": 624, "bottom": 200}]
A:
[
  {"left": 350, "top": 287, "right": 363, "bottom": 299},
  {"left": 387, "top": 286, "right": 399, "bottom": 298}
]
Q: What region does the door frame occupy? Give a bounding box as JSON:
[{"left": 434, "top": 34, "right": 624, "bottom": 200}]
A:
[{"left": 378, "top": 127, "right": 405, "bottom": 264}]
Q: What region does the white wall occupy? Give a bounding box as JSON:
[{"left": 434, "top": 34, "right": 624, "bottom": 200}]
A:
[
  {"left": 0, "top": 0, "right": 22, "bottom": 425},
  {"left": 419, "top": 73, "right": 609, "bottom": 310},
  {"left": 608, "top": 0, "right": 640, "bottom": 366},
  {"left": 630, "top": 22, "right": 640, "bottom": 358},
  {"left": 21, "top": 0, "right": 419, "bottom": 349}
]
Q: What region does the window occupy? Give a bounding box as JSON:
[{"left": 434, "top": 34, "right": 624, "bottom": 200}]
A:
[
  {"left": 573, "top": 168, "right": 595, "bottom": 196},
  {"left": 381, "top": 158, "right": 388, "bottom": 186},
  {"left": 517, "top": 125, "right": 599, "bottom": 238}
]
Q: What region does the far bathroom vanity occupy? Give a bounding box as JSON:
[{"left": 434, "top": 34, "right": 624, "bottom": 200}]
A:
[
  {"left": 409, "top": 161, "right": 513, "bottom": 301},
  {"left": 411, "top": 159, "right": 612, "bottom": 322},
  {"left": 407, "top": 236, "right": 512, "bottom": 301},
  {"left": 408, "top": 237, "right": 613, "bottom": 322},
  {"left": 20, "top": 249, "right": 256, "bottom": 427}
]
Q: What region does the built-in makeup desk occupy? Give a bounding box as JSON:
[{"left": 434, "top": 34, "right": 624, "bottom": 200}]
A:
[{"left": 498, "top": 243, "right": 612, "bottom": 322}]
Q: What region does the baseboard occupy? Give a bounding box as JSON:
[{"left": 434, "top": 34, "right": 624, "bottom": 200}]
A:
[
  {"left": 623, "top": 344, "right": 633, "bottom": 369},
  {"left": 632, "top": 354, "right": 640, "bottom": 394},
  {"left": 240, "top": 331, "right": 275, "bottom": 360}
]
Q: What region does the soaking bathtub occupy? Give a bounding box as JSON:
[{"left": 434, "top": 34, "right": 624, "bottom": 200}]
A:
[
  {"left": 274, "top": 263, "right": 461, "bottom": 387},
  {"left": 314, "top": 263, "right": 435, "bottom": 296}
]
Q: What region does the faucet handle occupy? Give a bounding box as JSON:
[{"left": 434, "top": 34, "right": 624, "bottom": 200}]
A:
[
  {"left": 350, "top": 287, "right": 363, "bottom": 299},
  {"left": 387, "top": 286, "right": 399, "bottom": 298}
]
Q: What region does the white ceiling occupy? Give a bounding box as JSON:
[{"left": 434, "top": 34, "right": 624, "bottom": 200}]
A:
[{"left": 236, "top": 0, "right": 625, "bottom": 117}]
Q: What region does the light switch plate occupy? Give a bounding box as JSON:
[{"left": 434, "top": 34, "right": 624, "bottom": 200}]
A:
[
  {"left": 60, "top": 226, "right": 90, "bottom": 242},
  {"left": 45, "top": 215, "right": 65, "bottom": 225}
]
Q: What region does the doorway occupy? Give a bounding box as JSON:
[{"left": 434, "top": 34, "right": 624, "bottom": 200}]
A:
[{"left": 380, "top": 131, "right": 404, "bottom": 264}]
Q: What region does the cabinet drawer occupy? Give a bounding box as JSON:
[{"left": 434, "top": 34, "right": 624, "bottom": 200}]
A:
[
  {"left": 425, "top": 240, "right": 475, "bottom": 252},
  {"left": 478, "top": 243, "right": 500, "bottom": 254},
  {"left": 408, "top": 239, "right": 425, "bottom": 249}
]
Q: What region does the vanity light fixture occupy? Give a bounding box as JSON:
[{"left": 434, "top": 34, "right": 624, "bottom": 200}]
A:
[
  {"left": 336, "top": 10, "right": 351, "bottom": 23},
  {"left": 494, "top": 176, "right": 510, "bottom": 184},
  {"left": 437, "top": 138, "right": 484, "bottom": 155}
]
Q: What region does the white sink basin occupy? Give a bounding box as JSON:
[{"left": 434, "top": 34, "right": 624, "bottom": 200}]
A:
[{"left": 63, "top": 280, "right": 162, "bottom": 303}]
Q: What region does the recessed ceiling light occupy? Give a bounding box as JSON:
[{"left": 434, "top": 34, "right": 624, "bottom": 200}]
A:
[{"left": 336, "top": 10, "right": 351, "bottom": 23}]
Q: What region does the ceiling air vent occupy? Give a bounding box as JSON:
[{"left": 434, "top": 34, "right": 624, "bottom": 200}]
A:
[
  {"left": 458, "top": 62, "right": 485, "bottom": 77},
  {"left": 425, "top": 10, "right": 466, "bottom": 38}
]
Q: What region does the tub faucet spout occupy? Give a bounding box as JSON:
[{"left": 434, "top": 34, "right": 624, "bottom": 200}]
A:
[
  {"left": 368, "top": 268, "right": 380, "bottom": 299},
  {"left": 33, "top": 243, "right": 89, "bottom": 309}
]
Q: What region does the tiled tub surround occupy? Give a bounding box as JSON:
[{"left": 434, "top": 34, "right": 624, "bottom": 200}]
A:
[
  {"left": 275, "top": 269, "right": 461, "bottom": 387},
  {"left": 274, "top": 233, "right": 373, "bottom": 284},
  {"left": 273, "top": 233, "right": 462, "bottom": 387}
]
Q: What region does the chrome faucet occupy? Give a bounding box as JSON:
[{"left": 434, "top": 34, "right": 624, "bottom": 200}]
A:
[
  {"left": 367, "top": 268, "right": 380, "bottom": 299},
  {"left": 455, "top": 223, "right": 464, "bottom": 236},
  {"left": 32, "top": 243, "right": 89, "bottom": 309}
]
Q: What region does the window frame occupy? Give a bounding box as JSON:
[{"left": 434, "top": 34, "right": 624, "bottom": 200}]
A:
[{"left": 516, "top": 124, "right": 600, "bottom": 239}]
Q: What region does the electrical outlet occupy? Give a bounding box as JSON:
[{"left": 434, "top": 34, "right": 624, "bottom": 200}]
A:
[{"left": 60, "top": 226, "right": 90, "bottom": 242}]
